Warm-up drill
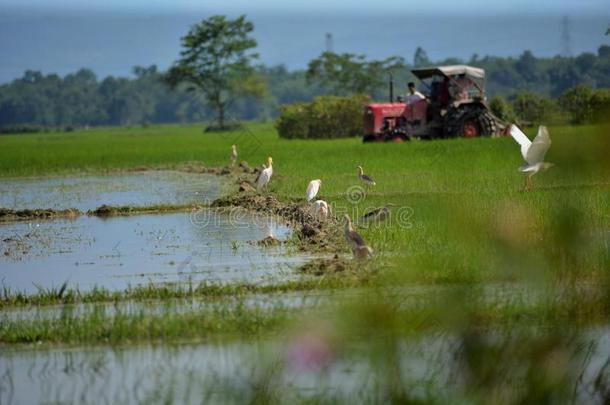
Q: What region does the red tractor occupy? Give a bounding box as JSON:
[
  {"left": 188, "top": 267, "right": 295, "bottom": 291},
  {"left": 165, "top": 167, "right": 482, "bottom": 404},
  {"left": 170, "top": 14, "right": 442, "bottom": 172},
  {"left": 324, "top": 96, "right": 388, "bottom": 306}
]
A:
[{"left": 363, "top": 65, "right": 506, "bottom": 142}]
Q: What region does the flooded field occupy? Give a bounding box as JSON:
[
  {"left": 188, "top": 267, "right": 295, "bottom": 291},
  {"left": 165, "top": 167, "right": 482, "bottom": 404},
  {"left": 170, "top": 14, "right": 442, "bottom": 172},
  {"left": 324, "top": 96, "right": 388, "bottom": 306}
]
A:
[
  {"left": 0, "top": 170, "right": 320, "bottom": 294},
  {"left": 0, "top": 171, "right": 226, "bottom": 211},
  {"left": 0, "top": 210, "right": 308, "bottom": 293},
  {"left": 2, "top": 329, "right": 608, "bottom": 403}
]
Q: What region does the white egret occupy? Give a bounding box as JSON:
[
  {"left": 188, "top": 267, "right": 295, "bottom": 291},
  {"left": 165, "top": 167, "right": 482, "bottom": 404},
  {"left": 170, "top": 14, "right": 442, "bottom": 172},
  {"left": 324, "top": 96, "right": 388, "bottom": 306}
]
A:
[
  {"left": 509, "top": 125, "right": 554, "bottom": 191},
  {"left": 306, "top": 179, "right": 322, "bottom": 202},
  {"left": 256, "top": 157, "right": 273, "bottom": 191},
  {"left": 360, "top": 203, "right": 395, "bottom": 224},
  {"left": 357, "top": 166, "right": 376, "bottom": 188},
  {"left": 231, "top": 145, "right": 237, "bottom": 167},
  {"left": 313, "top": 200, "right": 330, "bottom": 219},
  {"left": 343, "top": 214, "right": 374, "bottom": 259}
]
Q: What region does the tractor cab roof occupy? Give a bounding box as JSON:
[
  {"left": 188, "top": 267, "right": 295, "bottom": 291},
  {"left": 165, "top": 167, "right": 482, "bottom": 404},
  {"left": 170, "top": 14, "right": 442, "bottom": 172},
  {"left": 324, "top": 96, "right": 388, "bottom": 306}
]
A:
[{"left": 411, "top": 65, "right": 485, "bottom": 81}]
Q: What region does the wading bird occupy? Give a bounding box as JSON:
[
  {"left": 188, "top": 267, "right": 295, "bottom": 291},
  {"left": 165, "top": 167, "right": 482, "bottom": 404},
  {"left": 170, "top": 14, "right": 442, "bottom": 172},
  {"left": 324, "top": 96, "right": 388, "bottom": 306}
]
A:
[
  {"left": 313, "top": 200, "right": 330, "bottom": 219},
  {"left": 306, "top": 179, "right": 322, "bottom": 202},
  {"left": 357, "top": 166, "right": 376, "bottom": 189},
  {"left": 256, "top": 157, "right": 273, "bottom": 191},
  {"left": 344, "top": 214, "right": 373, "bottom": 259},
  {"left": 509, "top": 125, "right": 553, "bottom": 191},
  {"left": 360, "top": 203, "right": 395, "bottom": 224},
  {"left": 231, "top": 145, "right": 237, "bottom": 167}
]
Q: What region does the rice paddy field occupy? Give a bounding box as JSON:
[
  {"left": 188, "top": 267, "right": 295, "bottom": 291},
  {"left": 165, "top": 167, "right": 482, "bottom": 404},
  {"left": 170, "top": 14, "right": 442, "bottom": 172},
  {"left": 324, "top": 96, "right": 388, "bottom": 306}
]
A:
[{"left": 1, "top": 122, "right": 610, "bottom": 403}]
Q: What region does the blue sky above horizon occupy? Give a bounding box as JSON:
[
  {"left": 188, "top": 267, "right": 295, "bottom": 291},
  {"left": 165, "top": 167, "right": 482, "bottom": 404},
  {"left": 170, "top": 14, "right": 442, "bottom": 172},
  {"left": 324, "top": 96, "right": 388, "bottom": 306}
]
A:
[
  {"left": 1, "top": 0, "right": 609, "bottom": 15},
  {"left": 0, "top": 0, "right": 608, "bottom": 83}
]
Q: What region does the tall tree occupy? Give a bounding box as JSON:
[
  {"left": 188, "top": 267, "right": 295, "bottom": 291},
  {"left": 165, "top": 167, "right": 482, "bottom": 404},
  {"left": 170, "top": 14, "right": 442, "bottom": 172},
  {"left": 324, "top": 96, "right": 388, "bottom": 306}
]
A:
[
  {"left": 413, "top": 47, "right": 431, "bottom": 67},
  {"left": 165, "top": 15, "right": 265, "bottom": 129},
  {"left": 306, "top": 52, "right": 404, "bottom": 96}
]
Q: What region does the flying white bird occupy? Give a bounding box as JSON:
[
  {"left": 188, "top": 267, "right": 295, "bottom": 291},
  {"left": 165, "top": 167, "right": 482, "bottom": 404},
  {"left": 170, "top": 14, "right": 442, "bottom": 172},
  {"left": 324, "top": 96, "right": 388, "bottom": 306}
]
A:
[
  {"left": 231, "top": 145, "right": 237, "bottom": 167},
  {"left": 256, "top": 157, "right": 273, "bottom": 191},
  {"left": 313, "top": 200, "right": 330, "bottom": 219},
  {"left": 344, "top": 214, "right": 373, "bottom": 259},
  {"left": 357, "top": 166, "right": 376, "bottom": 188},
  {"left": 306, "top": 179, "right": 322, "bottom": 202},
  {"left": 509, "top": 125, "right": 554, "bottom": 191}
]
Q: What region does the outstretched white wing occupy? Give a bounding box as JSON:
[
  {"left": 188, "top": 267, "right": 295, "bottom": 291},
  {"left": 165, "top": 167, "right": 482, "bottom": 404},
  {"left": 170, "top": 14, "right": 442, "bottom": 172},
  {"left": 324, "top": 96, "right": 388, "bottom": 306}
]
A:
[
  {"left": 525, "top": 126, "right": 551, "bottom": 165},
  {"left": 509, "top": 124, "right": 532, "bottom": 161}
]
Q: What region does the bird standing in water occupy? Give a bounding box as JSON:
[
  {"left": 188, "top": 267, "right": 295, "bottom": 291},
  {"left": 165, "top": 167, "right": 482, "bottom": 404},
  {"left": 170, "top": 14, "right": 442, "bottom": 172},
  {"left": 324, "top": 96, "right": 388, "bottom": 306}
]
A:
[
  {"left": 256, "top": 157, "right": 273, "bottom": 191},
  {"left": 306, "top": 179, "right": 322, "bottom": 202},
  {"left": 509, "top": 125, "right": 553, "bottom": 191}
]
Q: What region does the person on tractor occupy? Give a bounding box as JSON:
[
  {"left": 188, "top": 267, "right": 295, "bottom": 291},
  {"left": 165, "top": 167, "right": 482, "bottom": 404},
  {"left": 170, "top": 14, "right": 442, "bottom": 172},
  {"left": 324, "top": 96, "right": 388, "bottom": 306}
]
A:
[
  {"left": 405, "top": 82, "right": 425, "bottom": 104},
  {"left": 450, "top": 73, "right": 471, "bottom": 101},
  {"left": 439, "top": 76, "right": 451, "bottom": 106}
]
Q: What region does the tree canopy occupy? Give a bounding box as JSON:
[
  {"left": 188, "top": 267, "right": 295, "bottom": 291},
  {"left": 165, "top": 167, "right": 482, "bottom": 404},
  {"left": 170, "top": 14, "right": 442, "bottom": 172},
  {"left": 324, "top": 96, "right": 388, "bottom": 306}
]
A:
[
  {"left": 306, "top": 52, "right": 404, "bottom": 96},
  {"left": 1, "top": 44, "right": 610, "bottom": 131},
  {"left": 165, "top": 15, "right": 265, "bottom": 129}
]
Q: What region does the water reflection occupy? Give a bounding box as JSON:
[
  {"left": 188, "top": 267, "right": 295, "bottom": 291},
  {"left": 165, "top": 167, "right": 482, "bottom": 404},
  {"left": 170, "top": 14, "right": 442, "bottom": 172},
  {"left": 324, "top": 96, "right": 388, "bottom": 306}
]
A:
[
  {"left": 0, "top": 171, "right": 226, "bottom": 211},
  {"left": 0, "top": 211, "right": 307, "bottom": 293},
  {"left": 1, "top": 330, "right": 609, "bottom": 404}
]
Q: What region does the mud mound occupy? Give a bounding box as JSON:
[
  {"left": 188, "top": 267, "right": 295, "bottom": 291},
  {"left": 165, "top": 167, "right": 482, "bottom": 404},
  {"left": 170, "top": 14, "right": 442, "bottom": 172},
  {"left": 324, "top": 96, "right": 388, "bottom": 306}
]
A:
[
  {"left": 88, "top": 204, "right": 199, "bottom": 217},
  {"left": 0, "top": 207, "right": 81, "bottom": 222},
  {"left": 211, "top": 193, "right": 342, "bottom": 252},
  {"left": 256, "top": 235, "right": 282, "bottom": 247},
  {"left": 92, "top": 204, "right": 115, "bottom": 216},
  {"left": 297, "top": 255, "right": 355, "bottom": 276}
]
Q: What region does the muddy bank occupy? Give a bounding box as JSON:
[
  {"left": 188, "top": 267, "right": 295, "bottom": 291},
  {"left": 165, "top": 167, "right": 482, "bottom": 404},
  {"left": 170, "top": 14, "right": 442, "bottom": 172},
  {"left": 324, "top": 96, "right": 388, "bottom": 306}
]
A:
[
  {"left": 211, "top": 193, "right": 343, "bottom": 253},
  {"left": 297, "top": 255, "right": 356, "bottom": 276},
  {"left": 0, "top": 204, "right": 203, "bottom": 222},
  {"left": 0, "top": 207, "right": 80, "bottom": 222}
]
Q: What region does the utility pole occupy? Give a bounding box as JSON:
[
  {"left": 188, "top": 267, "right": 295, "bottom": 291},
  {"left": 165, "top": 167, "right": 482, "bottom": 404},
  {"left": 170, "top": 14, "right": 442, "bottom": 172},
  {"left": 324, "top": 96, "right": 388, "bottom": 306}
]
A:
[{"left": 325, "top": 33, "right": 334, "bottom": 53}]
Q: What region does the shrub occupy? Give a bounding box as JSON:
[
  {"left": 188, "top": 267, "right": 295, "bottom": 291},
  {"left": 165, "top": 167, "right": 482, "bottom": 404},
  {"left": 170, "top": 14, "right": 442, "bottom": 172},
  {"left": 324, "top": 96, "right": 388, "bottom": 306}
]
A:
[
  {"left": 558, "top": 85, "right": 610, "bottom": 124},
  {"left": 489, "top": 95, "right": 516, "bottom": 123},
  {"left": 0, "top": 125, "right": 46, "bottom": 134},
  {"left": 276, "top": 95, "right": 369, "bottom": 139},
  {"left": 590, "top": 89, "right": 610, "bottom": 122},
  {"left": 510, "top": 92, "right": 557, "bottom": 125},
  {"left": 275, "top": 103, "right": 309, "bottom": 139}
]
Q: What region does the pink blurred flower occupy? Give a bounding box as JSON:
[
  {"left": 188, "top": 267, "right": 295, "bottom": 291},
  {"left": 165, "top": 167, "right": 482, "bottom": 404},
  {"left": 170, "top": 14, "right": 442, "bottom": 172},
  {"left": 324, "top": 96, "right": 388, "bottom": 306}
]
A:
[{"left": 287, "top": 331, "right": 335, "bottom": 371}]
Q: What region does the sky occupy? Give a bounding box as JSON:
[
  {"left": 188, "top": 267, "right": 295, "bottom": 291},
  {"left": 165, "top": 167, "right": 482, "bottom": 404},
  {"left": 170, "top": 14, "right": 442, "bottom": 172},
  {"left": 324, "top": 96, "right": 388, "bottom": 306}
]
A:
[
  {"left": 2, "top": 0, "right": 609, "bottom": 15},
  {"left": 0, "top": 0, "right": 608, "bottom": 83}
]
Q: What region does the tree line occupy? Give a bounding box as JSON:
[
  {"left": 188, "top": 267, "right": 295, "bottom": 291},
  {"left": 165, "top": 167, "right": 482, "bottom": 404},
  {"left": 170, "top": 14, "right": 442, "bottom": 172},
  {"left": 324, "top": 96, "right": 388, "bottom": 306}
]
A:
[{"left": 0, "top": 14, "right": 609, "bottom": 132}]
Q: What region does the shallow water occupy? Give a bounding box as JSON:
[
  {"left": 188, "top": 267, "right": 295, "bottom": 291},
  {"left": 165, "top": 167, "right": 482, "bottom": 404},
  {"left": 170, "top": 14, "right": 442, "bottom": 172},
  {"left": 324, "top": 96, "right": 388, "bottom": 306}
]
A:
[
  {"left": 0, "top": 210, "right": 309, "bottom": 293},
  {"left": 1, "top": 330, "right": 608, "bottom": 404},
  {"left": 0, "top": 291, "right": 334, "bottom": 322},
  {"left": 0, "top": 171, "right": 225, "bottom": 210},
  {"left": 0, "top": 339, "right": 389, "bottom": 404}
]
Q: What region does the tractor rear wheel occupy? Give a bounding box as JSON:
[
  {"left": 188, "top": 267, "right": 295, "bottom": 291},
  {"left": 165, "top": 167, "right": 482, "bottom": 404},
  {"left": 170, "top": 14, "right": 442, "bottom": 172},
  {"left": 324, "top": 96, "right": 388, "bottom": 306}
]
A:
[{"left": 444, "top": 106, "right": 497, "bottom": 138}]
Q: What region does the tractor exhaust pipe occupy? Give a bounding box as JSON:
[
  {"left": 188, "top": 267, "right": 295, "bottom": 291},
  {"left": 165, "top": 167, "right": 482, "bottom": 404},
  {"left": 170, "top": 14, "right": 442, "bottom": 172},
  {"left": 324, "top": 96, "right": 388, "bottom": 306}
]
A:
[{"left": 389, "top": 73, "right": 394, "bottom": 103}]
